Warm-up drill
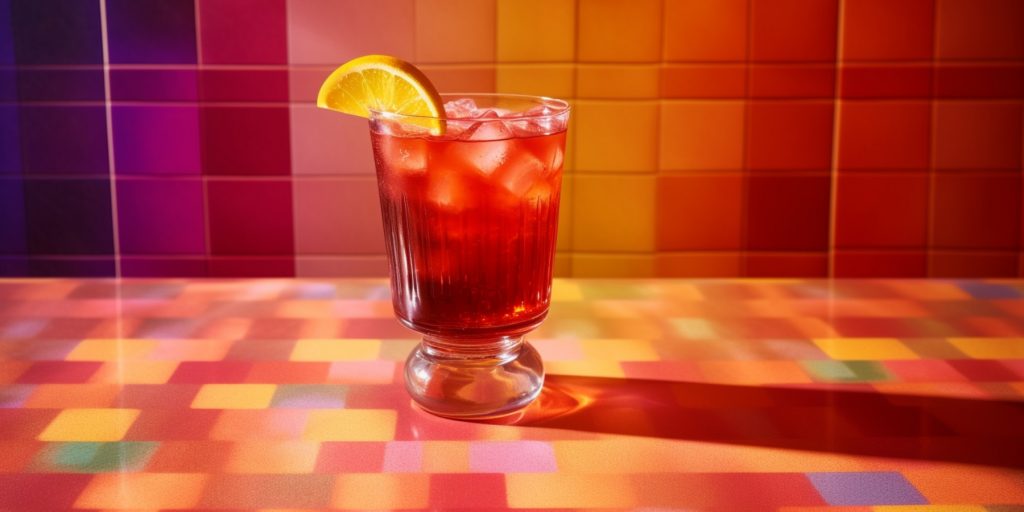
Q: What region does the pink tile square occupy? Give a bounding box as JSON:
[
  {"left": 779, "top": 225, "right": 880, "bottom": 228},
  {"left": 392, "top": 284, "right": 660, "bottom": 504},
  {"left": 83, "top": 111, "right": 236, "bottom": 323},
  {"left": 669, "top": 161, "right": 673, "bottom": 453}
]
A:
[
  {"left": 289, "top": 67, "right": 333, "bottom": 103},
  {"left": 289, "top": 104, "right": 376, "bottom": 175},
  {"left": 199, "top": 0, "right": 288, "bottom": 64},
  {"left": 383, "top": 441, "right": 423, "bottom": 472},
  {"left": 469, "top": 441, "right": 557, "bottom": 473},
  {"left": 295, "top": 257, "right": 389, "bottom": 277},
  {"left": 293, "top": 178, "right": 385, "bottom": 255},
  {"left": 287, "top": 0, "right": 415, "bottom": 65}
]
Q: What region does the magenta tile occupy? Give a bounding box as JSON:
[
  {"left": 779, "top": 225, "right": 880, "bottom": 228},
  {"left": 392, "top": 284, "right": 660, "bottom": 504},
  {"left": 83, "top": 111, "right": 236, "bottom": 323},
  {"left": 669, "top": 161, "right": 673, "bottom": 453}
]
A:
[
  {"left": 106, "top": 0, "right": 197, "bottom": 64},
  {"left": 286, "top": 0, "right": 415, "bottom": 65},
  {"left": 469, "top": 441, "right": 558, "bottom": 473},
  {"left": 841, "top": 65, "right": 932, "bottom": 99},
  {"left": 199, "top": 0, "right": 287, "bottom": 64},
  {"left": 289, "top": 105, "right": 375, "bottom": 175},
  {"left": 116, "top": 179, "right": 205, "bottom": 254},
  {"left": 0, "top": 257, "right": 28, "bottom": 277},
  {"left": 293, "top": 178, "right": 384, "bottom": 255},
  {"left": 209, "top": 257, "right": 295, "bottom": 277},
  {"left": 201, "top": 106, "right": 291, "bottom": 175},
  {"left": 113, "top": 106, "right": 201, "bottom": 175},
  {"left": 120, "top": 257, "right": 208, "bottom": 277},
  {"left": 0, "top": 176, "right": 25, "bottom": 254},
  {"left": 199, "top": 69, "right": 289, "bottom": 102},
  {"left": 207, "top": 179, "right": 294, "bottom": 255},
  {"left": 110, "top": 68, "right": 198, "bottom": 101}
]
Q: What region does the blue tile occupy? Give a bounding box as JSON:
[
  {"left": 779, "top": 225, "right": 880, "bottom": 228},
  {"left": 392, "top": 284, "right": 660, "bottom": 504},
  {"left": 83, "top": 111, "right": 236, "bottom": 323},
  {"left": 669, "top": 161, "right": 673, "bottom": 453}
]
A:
[
  {"left": 23, "top": 178, "right": 114, "bottom": 255},
  {"left": 958, "top": 281, "right": 1023, "bottom": 299},
  {"left": 106, "top": 0, "right": 197, "bottom": 64},
  {"left": 16, "top": 68, "right": 105, "bottom": 101},
  {"left": 11, "top": 0, "right": 103, "bottom": 64},
  {"left": 0, "top": 105, "right": 20, "bottom": 173},
  {"left": 19, "top": 106, "right": 109, "bottom": 175},
  {"left": 807, "top": 472, "right": 927, "bottom": 506},
  {"left": 0, "top": 176, "right": 26, "bottom": 253}
]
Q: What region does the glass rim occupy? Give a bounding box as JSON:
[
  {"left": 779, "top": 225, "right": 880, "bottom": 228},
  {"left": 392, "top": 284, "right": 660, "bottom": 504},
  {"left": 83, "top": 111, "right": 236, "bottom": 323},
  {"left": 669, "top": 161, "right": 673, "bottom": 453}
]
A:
[{"left": 368, "top": 92, "right": 571, "bottom": 122}]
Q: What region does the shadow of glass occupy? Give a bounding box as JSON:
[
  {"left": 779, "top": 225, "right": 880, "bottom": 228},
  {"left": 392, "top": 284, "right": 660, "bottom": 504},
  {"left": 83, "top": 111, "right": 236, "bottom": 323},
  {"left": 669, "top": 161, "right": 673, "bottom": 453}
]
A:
[{"left": 481, "top": 374, "right": 1024, "bottom": 469}]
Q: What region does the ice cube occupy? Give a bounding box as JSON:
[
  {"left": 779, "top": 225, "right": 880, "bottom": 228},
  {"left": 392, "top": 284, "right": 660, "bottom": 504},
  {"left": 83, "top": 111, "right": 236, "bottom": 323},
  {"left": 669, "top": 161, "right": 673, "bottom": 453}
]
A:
[
  {"left": 427, "top": 169, "right": 474, "bottom": 211},
  {"left": 448, "top": 116, "right": 514, "bottom": 175},
  {"left": 380, "top": 136, "right": 428, "bottom": 174},
  {"left": 523, "top": 180, "right": 554, "bottom": 204},
  {"left": 493, "top": 149, "right": 545, "bottom": 196},
  {"left": 444, "top": 98, "right": 479, "bottom": 119}
]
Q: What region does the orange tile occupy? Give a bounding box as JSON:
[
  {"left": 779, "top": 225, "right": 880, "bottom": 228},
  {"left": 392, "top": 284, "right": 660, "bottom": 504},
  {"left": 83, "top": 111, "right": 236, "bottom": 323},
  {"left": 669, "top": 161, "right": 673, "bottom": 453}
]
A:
[
  {"left": 286, "top": 0, "right": 415, "bottom": 64},
  {"left": 75, "top": 473, "right": 209, "bottom": 510},
  {"left": 749, "top": 65, "right": 836, "bottom": 98},
  {"left": 833, "top": 251, "right": 928, "bottom": 277},
  {"left": 747, "top": 101, "right": 833, "bottom": 170},
  {"left": 422, "top": 441, "right": 471, "bottom": 472},
  {"left": 420, "top": 65, "right": 496, "bottom": 93},
  {"left": 496, "top": 0, "right": 575, "bottom": 62},
  {"left": 88, "top": 361, "right": 179, "bottom": 384},
  {"left": 929, "top": 251, "right": 1020, "bottom": 278},
  {"left": 415, "top": 0, "right": 495, "bottom": 63},
  {"left": 842, "top": 0, "right": 935, "bottom": 60},
  {"left": 304, "top": 409, "right": 397, "bottom": 441},
  {"left": 333, "top": 474, "right": 430, "bottom": 509},
  {"left": 655, "top": 253, "right": 743, "bottom": 277},
  {"left": 663, "top": 0, "right": 748, "bottom": 62},
  {"left": 574, "top": 101, "right": 658, "bottom": 172},
  {"left": 932, "top": 173, "right": 1021, "bottom": 250},
  {"left": 934, "top": 101, "right": 1023, "bottom": 170},
  {"left": 506, "top": 474, "right": 636, "bottom": 508},
  {"left": 699, "top": 360, "right": 813, "bottom": 384},
  {"left": 23, "top": 384, "right": 120, "bottom": 409},
  {"left": 660, "top": 64, "right": 746, "bottom": 98},
  {"left": 656, "top": 173, "right": 743, "bottom": 250},
  {"left": 553, "top": 253, "right": 572, "bottom": 277},
  {"left": 571, "top": 175, "right": 655, "bottom": 251},
  {"left": 578, "top": 0, "right": 662, "bottom": 62},
  {"left": 835, "top": 172, "right": 929, "bottom": 248},
  {"left": 837, "top": 101, "right": 931, "bottom": 170},
  {"left": 744, "top": 252, "right": 829, "bottom": 277},
  {"left": 576, "top": 65, "right": 659, "bottom": 99},
  {"left": 495, "top": 64, "right": 574, "bottom": 98},
  {"left": 571, "top": 254, "right": 656, "bottom": 278},
  {"left": 751, "top": 0, "right": 839, "bottom": 62},
  {"left": 936, "top": 0, "right": 1024, "bottom": 60},
  {"left": 659, "top": 101, "right": 745, "bottom": 171},
  {"left": 225, "top": 441, "right": 320, "bottom": 473},
  {"left": 210, "top": 410, "right": 308, "bottom": 440},
  {"left": 292, "top": 339, "right": 382, "bottom": 361},
  {"left": 191, "top": 384, "right": 276, "bottom": 409},
  {"left": 904, "top": 467, "right": 1024, "bottom": 503},
  {"left": 66, "top": 339, "right": 157, "bottom": 361}
]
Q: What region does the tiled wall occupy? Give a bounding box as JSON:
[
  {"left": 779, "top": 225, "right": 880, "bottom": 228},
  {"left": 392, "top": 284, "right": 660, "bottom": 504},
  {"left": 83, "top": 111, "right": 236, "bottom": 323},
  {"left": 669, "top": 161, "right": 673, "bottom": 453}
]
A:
[{"left": 1, "top": 0, "right": 1022, "bottom": 278}]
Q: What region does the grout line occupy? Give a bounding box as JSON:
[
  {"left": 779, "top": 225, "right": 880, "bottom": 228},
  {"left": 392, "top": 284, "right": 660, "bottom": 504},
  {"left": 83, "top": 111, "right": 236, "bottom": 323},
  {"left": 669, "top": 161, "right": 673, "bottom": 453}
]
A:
[
  {"left": 739, "top": 0, "right": 753, "bottom": 277},
  {"left": 926, "top": 0, "right": 940, "bottom": 277},
  {"left": 194, "top": 0, "right": 213, "bottom": 275},
  {"left": 97, "top": 0, "right": 121, "bottom": 280},
  {"left": 827, "top": 0, "right": 846, "bottom": 278}
]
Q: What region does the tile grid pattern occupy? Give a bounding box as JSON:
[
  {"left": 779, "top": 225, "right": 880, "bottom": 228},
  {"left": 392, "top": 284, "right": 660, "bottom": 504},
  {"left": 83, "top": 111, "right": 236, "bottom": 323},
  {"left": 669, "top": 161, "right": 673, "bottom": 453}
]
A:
[
  {"left": 1, "top": 278, "right": 1023, "bottom": 509},
  {"left": 0, "top": 0, "right": 1022, "bottom": 278}
]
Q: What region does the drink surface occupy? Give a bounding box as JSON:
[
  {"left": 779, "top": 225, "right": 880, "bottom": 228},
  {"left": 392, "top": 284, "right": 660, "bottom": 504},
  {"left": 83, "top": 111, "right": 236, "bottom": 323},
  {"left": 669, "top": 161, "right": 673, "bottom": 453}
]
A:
[{"left": 372, "top": 101, "right": 566, "bottom": 339}]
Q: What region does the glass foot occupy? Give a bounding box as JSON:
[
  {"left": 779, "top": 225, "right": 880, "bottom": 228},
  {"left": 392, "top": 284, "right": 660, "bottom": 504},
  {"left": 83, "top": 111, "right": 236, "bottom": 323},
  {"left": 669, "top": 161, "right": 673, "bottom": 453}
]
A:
[{"left": 404, "top": 335, "right": 544, "bottom": 419}]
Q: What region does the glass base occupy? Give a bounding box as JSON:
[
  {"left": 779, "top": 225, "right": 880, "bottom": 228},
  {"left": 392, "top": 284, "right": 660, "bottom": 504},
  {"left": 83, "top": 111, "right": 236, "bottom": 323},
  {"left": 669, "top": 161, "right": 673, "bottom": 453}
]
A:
[{"left": 404, "top": 335, "right": 544, "bottom": 419}]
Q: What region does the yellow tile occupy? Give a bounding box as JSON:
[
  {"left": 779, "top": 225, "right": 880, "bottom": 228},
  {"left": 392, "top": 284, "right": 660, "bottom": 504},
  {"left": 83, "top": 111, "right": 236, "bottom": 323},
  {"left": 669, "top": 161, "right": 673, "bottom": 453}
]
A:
[
  {"left": 191, "top": 384, "right": 277, "bottom": 409},
  {"left": 812, "top": 338, "right": 919, "bottom": 360},
  {"left": 575, "top": 100, "right": 658, "bottom": 172},
  {"left": 497, "top": 0, "right": 575, "bottom": 62},
  {"left": 572, "top": 175, "right": 655, "bottom": 252},
  {"left": 74, "top": 473, "right": 208, "bottom": 510},
  {"left": 580, "top": 339, "right": 659, "bottom": 361},
  {"left": 556, "top": 174, "right": 573, "bottom": 251},
  {"left": 291, "top": 339, "right": 381, "bottom": 361},
  {"left": 89, "top": 361, "right": 178, "bottom": 384},
  {"left": 224, "top": 441, "right": 319, "bottom": 473},
  {"left": 571, "top": 254, "right": 656, "bottom": 277},
  {"left": 66, "top": 339, "right": 158, "bottom": 361},
  {"left": 553, "top": 253, "right": 572, "bottom": 277},
  {"left": 578, "top": 0, "right": 662, "bottom": 62},
  {"left": 506, "top": 474, "right": 636, "bottom": 508},
  {"left": 948, "top": 338, "right": 1024, "bottom": 359},
  {"left": 576, "top": 65, "right": 659, "bottom": 98},
  {"left": 415, "top": 0, "right": 495, "bottom": 63},
  {"left": 551, "top": 280, "right": 584, "bottom": 301},
  {"left": 38, "top": 408, "right": 140, "bottom": 442},
  {"left": 496, "top": 64, "right": 575, "bottom": 97},
  {"left": 659, "top": 101, "right": 745, "bottom": 170},
  {"left": 332, "top": 474, "right": 429, "bottom": 509},
  {"left": 304, "top": 409, "right": 397, "bottom": 441},
  {"left": 544, "top": 360, "right": 624, "bottom": 378},
  {"left": 421, "top": 441, "right": 471, "bottom": 472}
]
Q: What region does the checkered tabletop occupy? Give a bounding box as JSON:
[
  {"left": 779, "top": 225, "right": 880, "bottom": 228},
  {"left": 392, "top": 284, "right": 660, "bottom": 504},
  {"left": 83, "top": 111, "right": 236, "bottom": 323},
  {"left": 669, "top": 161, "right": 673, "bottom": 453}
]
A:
[{"left": 1, "top": 279, "right": 1022, "bottom": 510}]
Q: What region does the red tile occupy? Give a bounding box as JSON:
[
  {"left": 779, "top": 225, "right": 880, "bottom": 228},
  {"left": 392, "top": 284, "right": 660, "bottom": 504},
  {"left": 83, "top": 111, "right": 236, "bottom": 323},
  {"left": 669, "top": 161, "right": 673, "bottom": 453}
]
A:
[
  {"left": 121, "top": 257, "right": 208, "bottom": 277},
  {"left": 201, "top": 106, "right": 291, "bottom": 175},
  {"left": 0, "top": 475, "right": 92, "bottom": 510},
  {"left": 947, "top": 359, "right": 1021, "bottom": 381},
  {"left": 208, "top": 180, "right": 294, "bottom": 255},
  {"left": 199, "top": 0, "right": 287, "bottom": 64},
  {"left": 169, "top": 361, "right": 253, "bottom": 383},
  {"left": 16, "top": 362, "right": 101, "bottom": 383},
  {"left": 746, "top": 174, "right": 831, "bottom": 250},
  {"left": 246, "top": 362, "right": 331, "bottom": 384},
  {"left": 833, "top": 251, "right": 927, "bottom": 277},
  {"left": 838, "top": 101, "right": 931, "bottom": 170},
  {"left": 315, "top": 442, "right": 385, "bottom": 472},
  {"left": 208, "top": 257, "right": 295, "bottom": 277},
  {"left": 938, "top": 64, "right": 1024, "bottom": 101},
  {"left": 842, "top": 0, "right": 934, "bottom": 60},
  {"left": 749, "top": 65, "right": 835, "bottom": 98},
  {"left": 932, "top": 173, "right": 1021, "bottom": 250},
  {"left": 199, "top": 69, "right": 289, "bottom": 102},
  {"left": 659, "top": 65, "right": 746, "bottom": 98},
  {"left": 934, "top": 102, "right": 1023, "bottom": 170},
  {"left": 835, "top": 172, "right": 929, "bottom": 248},
  {"left": 663, "top": 0, "right": 748, "bottom": 61},
  {"left": 654, "top": 252, "right": 742, "bottom": 277},
  {"left": 840, "top": 65, "right": 932, "bottom": 99},
  {"left": 146, "top": 441, "right": 232, "bottom": 472},
  {"left": 751, "top": 0, "right": 839, "bottom": 62},
  {"left": 656, "top": 174, "right": 743, "bottom": 250},
  {"left": 125, "top": 409, "right": 220, "bottom": 440},
  {"left": 936, "top": 0, "right": 1024, "bottom": 60},
  {"left": 744, "top": 252, "right": 829, "bottom": 277},
  {"left": 747, "top": 102, "right": 833, "bottom": 170},
  {"left": 429, "top": 474, "right": 506, "bottom": 509}
]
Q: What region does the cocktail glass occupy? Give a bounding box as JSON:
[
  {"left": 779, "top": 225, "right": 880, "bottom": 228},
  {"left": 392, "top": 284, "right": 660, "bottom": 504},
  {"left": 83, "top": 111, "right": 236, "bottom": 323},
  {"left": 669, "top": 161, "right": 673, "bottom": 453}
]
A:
[{"left": 368, "top": 93, "right": 570, "bottom": 418}]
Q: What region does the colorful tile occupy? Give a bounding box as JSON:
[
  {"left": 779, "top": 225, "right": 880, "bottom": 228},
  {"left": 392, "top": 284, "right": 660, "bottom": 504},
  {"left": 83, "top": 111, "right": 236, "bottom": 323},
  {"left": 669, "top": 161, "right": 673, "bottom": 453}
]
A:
[
  {"left": 200, "top": 106, "right": 291, "bottom": 176},
  {"left": 286, "top": 0, "right": 415, "bottom": 65},
  {"left": 199, "top": 0, "right": 287, "bottom": 64},
  {"left": 842, "top": 0, "right": 935, "bottom": 60},
  {"left": 304, "top": 409, "right": 397, "bottom": 441},
  {"left": 807, "top": 472, "right": 927, "bottom": 506},
  {"left": 38, "top": 408, "right": 140, "bottom": 442},
  {"left": 207, "top": 179, "right": 294, "bottom": 255},
  {"left": 496, "top": 0, "right": 575, "bottom": 62},
  {"left": 10, "top": 0, "right": 103, "bottom": 64},
  {"left": 751, "top": 0, "right": 839, "bottom": 62},
  {"left": 116, "top": 179, "right": 206, "bottom": 255},
  {"left": 191, "top": 384, "right": 276, "bottom": 409},
  {"left": 105, "top": 0, "right": 197, "bottom": 64},
  {"left": 578, "top": 0, "right": 661, "bottom": 62},
  {"left": 415, "top": 0, "right": 495, "bottom": 63},
  {"left": 656, "top": 173, "right": 743, "bottom": 250},
  {"left": 747, "top": 101, "right": 833, "bottom": 170},
  {"left": 660, "top": 101, "right": 745, "bottom": 171},
  {"left": 663, "top": 0, "right": 747, "bottom": 61}
]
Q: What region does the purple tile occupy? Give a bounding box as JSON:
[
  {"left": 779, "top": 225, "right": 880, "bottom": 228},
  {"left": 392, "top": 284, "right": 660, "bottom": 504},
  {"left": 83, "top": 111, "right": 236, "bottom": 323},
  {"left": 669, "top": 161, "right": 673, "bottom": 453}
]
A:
[
  {"left": 16, "top": 68, "right": 105, "bottom": 101},
  {"left": 120, "top": 257, "right": 208, "bottom": 277},
  {"left": 19, "top": 106, "right": 109, "bottom": 175},
  {"left": 469, "top": 441, "right": 558, "bottom": 473},
  {"left": 0, "top": 176, "right": 25, "bottom": 253},
  {"left": 382, "top": 441, "right": 422, "bottom": 472},
  {"left": 113, "top": 106, "right": 200, "bottom": 175},
  {"left": 0, "top": 256, "right": 28, "bottom": 276},
  {"left": 116, "top": 179, "right": 205, "bottom": 254},
  {"left": 0, "top": 107, "right": 18, "bottom": 173},
  {"left": 807, "top": 472, "right": 927, "bottom": 506},
  {"left": 109, "top": 68, "right": 198, "bottom": 101},
  {"left": 11, "top": 0, "right": 103, "bottom": 64},
  {"left": 28, "top": 257, "right": 115, "bottom": 277},
  {"left": 0, "top": 385, "right": 34, "bottom": 408},
  {"left": 106, "top": 0, "right": 197, "bottom": 64},
  {"left": 0, "top": 0, "right": 13, "bottom": 65},
  {"left": 23, "top": 178, "right": 114, "bottom": 255}
]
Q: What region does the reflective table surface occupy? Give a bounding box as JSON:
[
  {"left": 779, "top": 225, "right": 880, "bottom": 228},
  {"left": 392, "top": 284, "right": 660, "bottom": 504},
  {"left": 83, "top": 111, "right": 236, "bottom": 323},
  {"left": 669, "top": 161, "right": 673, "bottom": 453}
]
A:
[{"left": 0, "top": 278, "right": 1022, "bottom": 510}]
